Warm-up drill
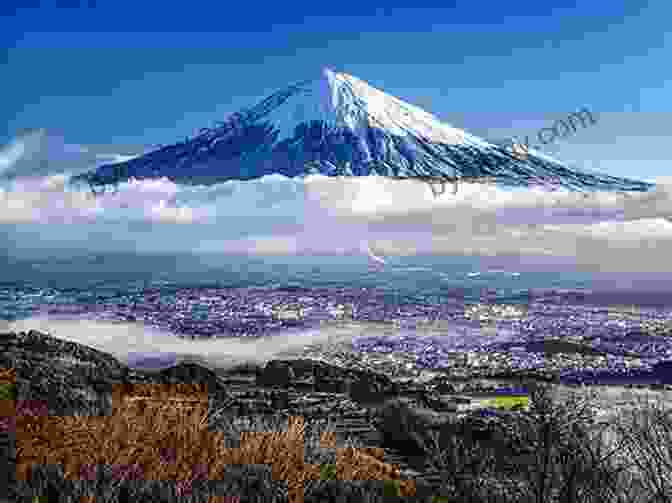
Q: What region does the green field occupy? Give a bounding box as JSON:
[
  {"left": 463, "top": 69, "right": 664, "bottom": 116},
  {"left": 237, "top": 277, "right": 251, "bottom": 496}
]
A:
[{"left": 482, "top": 395, "right": 530, "bottom": 411}]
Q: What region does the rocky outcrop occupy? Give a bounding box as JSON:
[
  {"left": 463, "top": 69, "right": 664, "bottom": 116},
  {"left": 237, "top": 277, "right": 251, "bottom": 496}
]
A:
[{"left": 1, "top": 330, "right": 131, "bottom": 416}]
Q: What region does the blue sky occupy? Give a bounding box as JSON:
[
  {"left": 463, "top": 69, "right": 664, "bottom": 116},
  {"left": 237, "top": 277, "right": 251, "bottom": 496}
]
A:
[{"left": 1, "top": 1, "right": 671, "bottom": 180}]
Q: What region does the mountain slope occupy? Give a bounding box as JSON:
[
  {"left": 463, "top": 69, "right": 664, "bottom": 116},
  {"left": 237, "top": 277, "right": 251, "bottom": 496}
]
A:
[{"left": 69, "top": 68, "right": 655, "bottom": 195}]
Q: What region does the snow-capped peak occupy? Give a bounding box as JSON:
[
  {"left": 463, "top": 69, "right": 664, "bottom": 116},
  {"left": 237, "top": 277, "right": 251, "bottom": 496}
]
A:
[{"left": 324, "top": 68, "right": 465, "bottom": 146}]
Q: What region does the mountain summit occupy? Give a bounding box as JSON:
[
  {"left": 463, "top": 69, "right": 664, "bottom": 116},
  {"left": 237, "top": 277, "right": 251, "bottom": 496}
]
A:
[{"left": 70, "top": 67, "right": 654, "bottom": 195}]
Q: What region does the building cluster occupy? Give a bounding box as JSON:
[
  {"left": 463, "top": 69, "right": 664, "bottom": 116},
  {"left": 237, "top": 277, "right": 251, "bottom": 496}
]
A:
[
  {"left": 271, "top": 303, "right": 307, "bottom": 321},
  {"left": 431, "top": 348, "right": 648, "bottom": 381},
  {"left": 268, "top": 301, "right": 359, "bottom": 322},
  {"left": 463, "top": 303, "right": 528, "bottom": 322}
]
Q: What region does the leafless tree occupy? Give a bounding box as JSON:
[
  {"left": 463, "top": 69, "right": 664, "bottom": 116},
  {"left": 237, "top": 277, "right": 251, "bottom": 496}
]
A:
[
  {"left": 456, "top": 379, "right": 644, "bottom": 503},
  {"left": 420, "top": 412, "right": 508, "bottom": 501},
  {"left": 600, "top": 391, "right": 672, "bottom": 503}
]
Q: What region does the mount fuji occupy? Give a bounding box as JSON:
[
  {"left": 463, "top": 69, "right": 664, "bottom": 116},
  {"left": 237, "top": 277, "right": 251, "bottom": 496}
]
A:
[{"left": 69, "top": 67, "right": 655, "bottom": 195}]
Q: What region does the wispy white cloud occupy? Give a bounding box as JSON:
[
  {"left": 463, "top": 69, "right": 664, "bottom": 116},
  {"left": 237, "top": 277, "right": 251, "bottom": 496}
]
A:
[
  {"left": 0, "top": 129, "right": 146, "bottom": 181},
  {"left": 0, "top": 137, "right": 27, "bottom": 173}
]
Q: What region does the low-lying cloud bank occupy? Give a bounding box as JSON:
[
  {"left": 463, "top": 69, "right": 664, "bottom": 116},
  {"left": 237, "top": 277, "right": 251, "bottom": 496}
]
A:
[{"left": 6, "top": 316, "right": 441, "bottom": 372}]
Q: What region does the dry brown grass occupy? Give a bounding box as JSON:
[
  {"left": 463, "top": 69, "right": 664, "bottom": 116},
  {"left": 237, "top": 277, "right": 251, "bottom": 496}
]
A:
[
  {"left": 0, "top": 367, "right": 15, "bottom": 384},
  {"left": 3, "top": 368, "right": 416, "bottom": 502}
]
